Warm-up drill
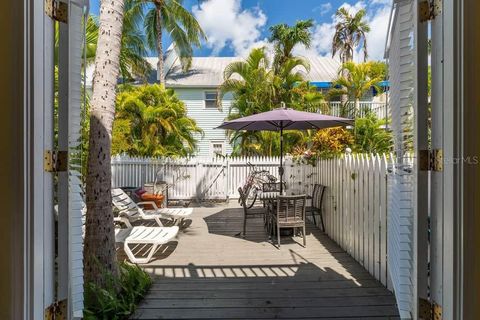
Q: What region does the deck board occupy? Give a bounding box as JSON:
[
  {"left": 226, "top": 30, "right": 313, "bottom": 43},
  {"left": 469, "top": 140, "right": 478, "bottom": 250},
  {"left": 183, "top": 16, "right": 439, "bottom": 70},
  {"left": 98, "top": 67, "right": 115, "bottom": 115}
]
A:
[{"left": 128, "top": 202, "right": 399, "bottom": 319}]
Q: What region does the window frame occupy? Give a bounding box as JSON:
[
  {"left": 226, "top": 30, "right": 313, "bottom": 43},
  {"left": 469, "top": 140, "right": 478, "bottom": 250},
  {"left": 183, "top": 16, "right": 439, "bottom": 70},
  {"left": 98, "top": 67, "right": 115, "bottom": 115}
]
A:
[
  {"left": 210, "top": 141, "right": 225, "bottom": 157},
  {"left": 204, "top": 91, "right": 219, "bottom": 109}
]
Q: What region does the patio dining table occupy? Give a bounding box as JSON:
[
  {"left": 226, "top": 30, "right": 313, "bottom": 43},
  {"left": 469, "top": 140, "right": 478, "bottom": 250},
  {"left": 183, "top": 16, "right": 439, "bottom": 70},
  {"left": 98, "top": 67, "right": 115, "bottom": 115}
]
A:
[{"left": 259, "top": 191, "right": 312, "bottom": 238}]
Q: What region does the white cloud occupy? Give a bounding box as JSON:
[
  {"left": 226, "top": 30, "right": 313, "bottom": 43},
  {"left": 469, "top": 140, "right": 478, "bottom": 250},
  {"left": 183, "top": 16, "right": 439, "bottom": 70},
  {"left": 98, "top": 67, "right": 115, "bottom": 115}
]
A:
[
  {"left": 364, "top": 4, "right": 391, "bottom": 60},
  {"left": 313, "top": 3, "right": 333, "bottom": 16},
  {"left": 192, "top": 0, "right": 268, "bottom": 56},
  {"left": 370, "top": 0, "right": 392, "bottom": 5},
  {"left": 295, "top": 22, "right": 336, "bottom": 58},
  {"left": 296, "top": 0, "right": 391, "bottom": 61}
]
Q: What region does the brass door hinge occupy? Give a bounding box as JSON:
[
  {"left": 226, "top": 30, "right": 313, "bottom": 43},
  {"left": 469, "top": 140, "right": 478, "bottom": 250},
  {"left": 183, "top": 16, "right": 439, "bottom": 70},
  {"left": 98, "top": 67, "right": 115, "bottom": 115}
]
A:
[
  {"left": 45, "top": 0, "right": 68, "bottom": 23},
  {"left": 44, "top": 150, "right": 68, "bottom": 172},
  {"left": 419, "top": 149, "right": 443, "bottom": 172},
  {"left": 45, "top": 299, "right": 67, "bottom": 320},
  {"left": 419, "top": 298, "right": 442, "bottom": 320},
  {"left": 419, "top": 0, "right": 442, "bottom": 22}
]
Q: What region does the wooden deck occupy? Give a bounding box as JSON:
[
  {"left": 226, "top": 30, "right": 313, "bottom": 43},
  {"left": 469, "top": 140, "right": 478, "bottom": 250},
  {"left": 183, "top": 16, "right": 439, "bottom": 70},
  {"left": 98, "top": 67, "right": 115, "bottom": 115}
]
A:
[{"left": 128, "top": 202, "right": 399, "bottom": 319}]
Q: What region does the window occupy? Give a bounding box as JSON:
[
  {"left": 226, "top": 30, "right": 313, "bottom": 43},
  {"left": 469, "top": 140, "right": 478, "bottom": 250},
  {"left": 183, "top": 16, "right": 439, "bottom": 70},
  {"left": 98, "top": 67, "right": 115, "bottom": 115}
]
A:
[
  {"left": 205, "top": 91, "right": 218, "bottom": 108},
  {"left": 210, "top": 141, "right": 225, "bottom": 157}
]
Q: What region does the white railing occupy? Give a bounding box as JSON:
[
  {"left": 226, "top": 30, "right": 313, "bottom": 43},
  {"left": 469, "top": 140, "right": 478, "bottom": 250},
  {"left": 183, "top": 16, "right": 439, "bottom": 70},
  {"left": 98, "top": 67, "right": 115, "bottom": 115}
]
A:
[
  {"left": 111, "top": 153, "right": 393, "bottom": 289},
  {"left": 324, "top": 101, "right": 389, "bottom": 119}
]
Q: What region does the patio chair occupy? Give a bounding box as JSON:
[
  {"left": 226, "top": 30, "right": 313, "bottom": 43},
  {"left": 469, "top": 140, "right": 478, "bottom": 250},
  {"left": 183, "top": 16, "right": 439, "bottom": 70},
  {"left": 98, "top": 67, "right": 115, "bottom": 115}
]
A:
[
  {"left": 238, "top": 187, "right": 267, "bottom": 238},
  {"left": 112, "top": 188, "right": 193, "bottom": 227},
  {"left": 311, "top": 184, "right": 326, "bottom": 232},
  {"left": 274, "top": 195, "right": 307, "bottom": 248},
  {"left": 114, "top": 217, "right": 179, "bottom": 264}
]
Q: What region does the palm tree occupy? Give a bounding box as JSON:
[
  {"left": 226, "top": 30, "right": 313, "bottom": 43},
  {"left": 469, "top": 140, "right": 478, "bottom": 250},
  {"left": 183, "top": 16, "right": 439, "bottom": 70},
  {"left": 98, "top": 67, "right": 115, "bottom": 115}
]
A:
[
  {"left": 332, "top": 61, "right": 382, "bottom": 117},
  {"left": 219, "top": 48, "right": 314, "bottom": 156},
  {"left": 86, "top": 0, "right": 152, "bottom": 82},
  {"left": 113, "top": 84, "right": 202, "bottom": 157},
  {"left": 84, "top": 0, "right": 124, "bottom": 287},
  {"left": 269, "top": 20, "right": 314, "bottom": 71},
  {"left": 332, "top": 7, "right": 370, "bottom": 62},
  {"left": 144, "top": 0, "right": 206, "bottom": 84},
  {"left": 219, "top": 47, "right": 276, "bottom": 115}
]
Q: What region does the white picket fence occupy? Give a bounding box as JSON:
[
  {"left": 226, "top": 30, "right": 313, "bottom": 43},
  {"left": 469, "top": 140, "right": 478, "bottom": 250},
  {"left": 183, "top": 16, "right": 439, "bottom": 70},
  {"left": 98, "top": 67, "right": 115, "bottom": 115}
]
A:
[
  {"left": 315, "top": 154, "right": 394, "bottom": 289},
  {"left": 111, "top": 154, "right": 394, "bottom": 288}
]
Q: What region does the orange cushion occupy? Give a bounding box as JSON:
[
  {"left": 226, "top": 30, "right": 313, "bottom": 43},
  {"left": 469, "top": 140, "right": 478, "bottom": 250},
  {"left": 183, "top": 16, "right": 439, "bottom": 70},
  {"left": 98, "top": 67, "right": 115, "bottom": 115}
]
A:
[{"left": 140, "top": 193, "right": 165, "bottom": 210}]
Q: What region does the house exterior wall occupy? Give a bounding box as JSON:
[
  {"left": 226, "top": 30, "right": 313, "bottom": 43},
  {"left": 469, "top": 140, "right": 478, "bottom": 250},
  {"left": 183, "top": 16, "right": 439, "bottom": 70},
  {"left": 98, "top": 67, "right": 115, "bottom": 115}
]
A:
[{"left": 172, "top": 88, "right": 234, "bottom": 157}]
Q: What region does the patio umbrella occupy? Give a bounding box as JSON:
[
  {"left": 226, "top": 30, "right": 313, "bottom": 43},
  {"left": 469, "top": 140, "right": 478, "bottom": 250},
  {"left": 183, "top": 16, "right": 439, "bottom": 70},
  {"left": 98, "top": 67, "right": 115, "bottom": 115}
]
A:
[{"left": 217, "top": 104, "right": 354, "bottom": 194}]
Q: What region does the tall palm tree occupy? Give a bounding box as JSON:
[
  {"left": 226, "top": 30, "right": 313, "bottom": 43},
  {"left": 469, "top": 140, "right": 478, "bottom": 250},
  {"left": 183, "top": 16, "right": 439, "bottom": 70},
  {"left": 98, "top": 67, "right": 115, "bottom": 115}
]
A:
[
  {"left": 86, "top": 0, "right": 152, "bottom": 82},
  {"left": 269, "top": 19, "right": 314, "bottom": 71},
  {"left": 332, "top": 61, "right": 382, "bottom": 117},
  {"left": 114, "top": 84, "right": 202, "bottom": 157},
  {"left": 332, "top": 7, "right": 370, "bottom": 62},
  {"left": 84, "top": 0, "right": 124, "bottom": 287},
  {"left": 144, "top": 0, "right": 206, "bottom": 84}
]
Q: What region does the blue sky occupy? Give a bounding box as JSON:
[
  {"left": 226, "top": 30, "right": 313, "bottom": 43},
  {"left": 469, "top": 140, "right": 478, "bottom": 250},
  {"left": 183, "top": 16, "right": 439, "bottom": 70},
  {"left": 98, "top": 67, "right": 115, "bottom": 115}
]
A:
[{"left": 89, "top": 0, "right": 392, "bottom": 60}]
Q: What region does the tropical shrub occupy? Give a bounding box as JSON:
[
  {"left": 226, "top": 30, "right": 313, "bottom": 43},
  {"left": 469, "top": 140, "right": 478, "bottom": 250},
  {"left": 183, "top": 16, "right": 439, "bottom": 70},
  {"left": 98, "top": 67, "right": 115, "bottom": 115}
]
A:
[
  {"left": 353, "top": 114, "right": 392, "bottom": 153},
  {"left": 112, "top": 84, "right": 202, "bottom": 157},
  {"left": 312, "top": 127, "right": 354, "bottom": 159},
  {"left": 84, "top": 262, "right": 152, "bottom": 319}
]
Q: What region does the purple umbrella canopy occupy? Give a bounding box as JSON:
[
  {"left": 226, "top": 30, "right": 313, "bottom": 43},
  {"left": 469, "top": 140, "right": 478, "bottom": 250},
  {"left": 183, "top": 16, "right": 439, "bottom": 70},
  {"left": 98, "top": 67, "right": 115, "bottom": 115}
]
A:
[
  {"left": 217, "top": 107, "right": 354, "bottom": 131},
  {"left": 217, "top": 106, "right": 354, "bottom": 194}
]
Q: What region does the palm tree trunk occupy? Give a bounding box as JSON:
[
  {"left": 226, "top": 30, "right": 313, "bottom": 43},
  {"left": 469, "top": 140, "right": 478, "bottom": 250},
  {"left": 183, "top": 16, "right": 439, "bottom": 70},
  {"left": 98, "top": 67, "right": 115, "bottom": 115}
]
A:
[
  {"left": 156, "top": 7, "right": 164, "bottom": 85},
  {"left": 340, "top": 57, "right": 349, "bottom": 116},
  {"left": 84, "top": 0, "right": 124, "bottom": 287}
]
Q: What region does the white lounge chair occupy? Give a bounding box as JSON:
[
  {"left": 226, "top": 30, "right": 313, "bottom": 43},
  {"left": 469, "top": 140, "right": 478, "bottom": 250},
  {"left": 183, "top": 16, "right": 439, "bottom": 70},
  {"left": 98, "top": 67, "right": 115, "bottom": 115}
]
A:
[
  {"left": 114, "top": 217, "right": 179, "bottom": 264},
  {"left": 111, "top": 188, "right": 193, "bottom": 227}
]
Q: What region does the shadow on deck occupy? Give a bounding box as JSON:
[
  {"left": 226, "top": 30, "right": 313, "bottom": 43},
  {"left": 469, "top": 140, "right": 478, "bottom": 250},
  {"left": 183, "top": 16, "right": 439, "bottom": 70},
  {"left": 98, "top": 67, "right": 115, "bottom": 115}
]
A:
[{"left": 125, "top": 203, "right": 399, "bottom": 319}]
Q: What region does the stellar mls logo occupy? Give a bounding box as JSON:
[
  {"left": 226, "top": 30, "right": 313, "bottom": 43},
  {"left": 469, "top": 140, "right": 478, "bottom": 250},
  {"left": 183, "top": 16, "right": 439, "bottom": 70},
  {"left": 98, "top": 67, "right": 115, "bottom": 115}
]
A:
[{"left": 443, "top": 156, "right": 480, "bottom": 165}]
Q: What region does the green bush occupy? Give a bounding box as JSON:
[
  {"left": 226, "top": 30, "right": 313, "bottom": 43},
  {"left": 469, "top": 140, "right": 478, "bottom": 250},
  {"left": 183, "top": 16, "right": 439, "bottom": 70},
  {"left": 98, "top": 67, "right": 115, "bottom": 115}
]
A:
[{"left": 84, "top": 262, "right": 152, "bottom": 320}]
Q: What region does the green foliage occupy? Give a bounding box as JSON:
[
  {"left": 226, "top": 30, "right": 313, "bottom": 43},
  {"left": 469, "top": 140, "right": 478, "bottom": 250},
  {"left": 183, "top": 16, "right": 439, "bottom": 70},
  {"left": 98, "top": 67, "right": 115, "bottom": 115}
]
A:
[
  {"left": 144, "top": 0, "right": 206, "bottom": 73},
  {"left": 353, "top": 114, "right": 392, "bottom": 153},
  {"left": 86, "top": 0, "right": 152, "bottom": 82},
  {"left": 332, "top": 8, "right": 370, "bottom": 62},
  {"left": 112, "top": 84, "right": 202, "bottom": 157},
  {"left": 219, "top": 46, "right": 324, "bottom": 156},
  {"left": 312, "top": 127, "right": 355, "bottom": 158},
  {"left": 84, "top": 262, "right": 152, "bottom": 320},
  {"left": 269, "top": 20, "right": 314, "bottom": 71},
  {"left": 333, "top": 62, "right": 383, "bottom": 101},
  {"left": 330, "top": 62, "right": 384, "bottom": 117},
  {"left": 365, "top": 61, "right": 388, "bottom": 81}
]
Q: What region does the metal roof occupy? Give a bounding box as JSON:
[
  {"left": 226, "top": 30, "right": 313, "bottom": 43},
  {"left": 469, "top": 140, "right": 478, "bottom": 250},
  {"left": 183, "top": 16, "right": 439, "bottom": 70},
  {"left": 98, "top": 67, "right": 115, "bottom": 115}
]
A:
[{"left": 147, "top": 55, "right": 342, "bottom": 88}]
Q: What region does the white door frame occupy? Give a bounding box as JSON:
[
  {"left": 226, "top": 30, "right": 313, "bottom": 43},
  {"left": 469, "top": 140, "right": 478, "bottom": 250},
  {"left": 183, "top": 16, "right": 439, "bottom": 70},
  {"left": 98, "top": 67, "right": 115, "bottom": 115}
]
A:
[
  {"left": 31, "top": 0, "right": 56, "bottom": 317},
  {"left": 413, "top": 2, "right": 430, "bottom": 318}
]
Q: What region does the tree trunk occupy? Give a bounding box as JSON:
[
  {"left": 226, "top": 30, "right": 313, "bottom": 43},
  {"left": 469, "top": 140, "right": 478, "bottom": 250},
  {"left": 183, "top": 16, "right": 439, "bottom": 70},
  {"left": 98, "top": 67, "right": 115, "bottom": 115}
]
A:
[
  {"left": 84, "top": 0, "right": 124, "bottom": 287},
  {"left": 340, "top": 57, "right": 350, "bottom": 117},
  {"left": 156, "top": 7, "right": 164, "bottom": 85}
]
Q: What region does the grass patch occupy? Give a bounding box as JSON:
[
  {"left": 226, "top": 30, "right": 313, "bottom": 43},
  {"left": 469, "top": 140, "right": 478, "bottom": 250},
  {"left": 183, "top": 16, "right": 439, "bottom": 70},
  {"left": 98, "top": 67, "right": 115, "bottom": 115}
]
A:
[{"left": 84, "top": 262, "right": 152, "bottom": 319}]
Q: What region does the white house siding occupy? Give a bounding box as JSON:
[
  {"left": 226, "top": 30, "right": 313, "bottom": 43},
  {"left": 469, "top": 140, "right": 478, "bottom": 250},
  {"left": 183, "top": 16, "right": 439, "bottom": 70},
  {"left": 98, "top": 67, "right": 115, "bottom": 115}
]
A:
[{"left": 172, "top": 88, "right": 233, "bottom": 157}]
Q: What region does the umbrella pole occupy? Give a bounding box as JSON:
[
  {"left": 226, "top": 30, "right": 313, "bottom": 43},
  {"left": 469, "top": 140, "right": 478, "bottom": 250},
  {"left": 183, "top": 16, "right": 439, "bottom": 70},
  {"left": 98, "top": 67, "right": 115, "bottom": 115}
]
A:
[{"left": 279, "top": 126, "right": 284, "bottom": 195}]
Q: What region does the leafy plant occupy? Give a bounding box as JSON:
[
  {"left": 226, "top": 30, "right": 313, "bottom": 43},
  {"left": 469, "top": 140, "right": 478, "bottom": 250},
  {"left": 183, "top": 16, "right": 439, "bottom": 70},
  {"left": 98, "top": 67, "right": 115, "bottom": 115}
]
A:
[
  {"left": 113, "top": 84, "right": 202, "bottom": 157},
  {"left": 330, "top": 62, "right": 383, "bottom": 117},
  {"left": 353, "top": 114, "right": 392, "bottom": 153},
  {"left": 84, "top": 262, "right": 152, "bottom": 320},
  {"left": 312, "top": 127, "right": 354, "bottom": 159}
]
